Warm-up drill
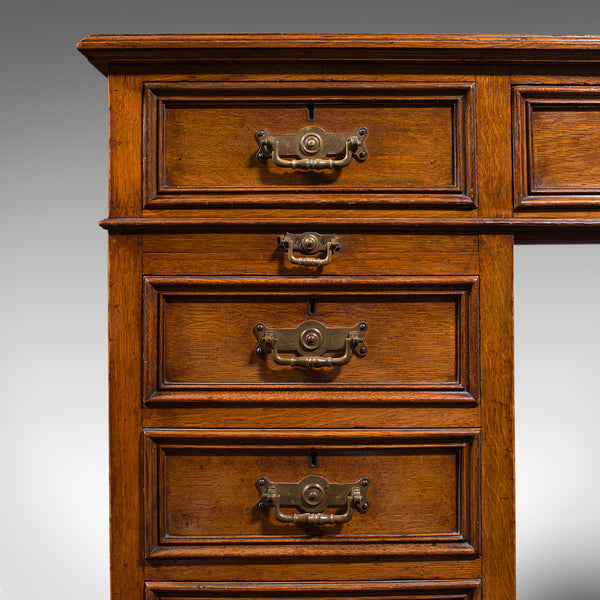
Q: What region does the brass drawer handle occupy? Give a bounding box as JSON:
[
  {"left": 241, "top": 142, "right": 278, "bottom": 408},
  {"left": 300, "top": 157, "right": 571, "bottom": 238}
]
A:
[
  {"left": 254, "top": 320, "right": 368, "bottom": 369},
  {"left": 256, "top": 475, "right": 370, "bottom": 525},
  {"left": 278, "top": 232, "right": 341, "bottom": 267},
  {"left": 255, "top": 125, "right": 368, "bottom": 170}
]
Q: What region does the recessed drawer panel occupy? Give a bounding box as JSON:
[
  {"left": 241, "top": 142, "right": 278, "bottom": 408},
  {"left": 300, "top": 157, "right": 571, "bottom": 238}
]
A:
[
  {"left": 514, "top": 86, "right": 600, "bottom": 209},
  {"left": 145, "top": 580, "right": 482, "bottom": 600},
  {"left": 143, "top": 429, "right": 480, "bottom": 559},
  {"left": 143, "top": 276, "right": 479, "bottom": 405},
  {"left": 143, "top": 82, "right": 475, "bottom": 208}
]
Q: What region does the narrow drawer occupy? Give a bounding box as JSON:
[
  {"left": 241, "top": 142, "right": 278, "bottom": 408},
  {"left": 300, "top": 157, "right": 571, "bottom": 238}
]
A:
[
  {"left": 143, "top": 232, "right": 480, "bottom": 276},
  {"left": 143, "top": 276, "right": 479, "bottom": 405},
  {"left": 514, "top": 85, "right": 600, "bottom": 209},
  {"left": 143, "top": 81, "right": 475, "bottom": 208},
  {"left": 143, "top": 429, "right": 480, "bottom": 559},
  {"left": 145, "top": 581, "right": 482, "bottom": 600}
]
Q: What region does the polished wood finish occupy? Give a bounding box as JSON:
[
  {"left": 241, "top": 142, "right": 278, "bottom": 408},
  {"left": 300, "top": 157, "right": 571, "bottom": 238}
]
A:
[
  {"left": 479, "top": 235, "right": 515, "bottom": 600},
  {"left": 142, "top": 232, "right": 480, "bottom": 276},
  {"left": 514, "top": 86, "right": 600, "bottom": 208},
  {"left": 143, "top": 82, "right": 475, "bottom": 207},
  {"left": 108, "top": 233, "right": 144, "bottom": 598},
  {"left": 78, "top": 33, "right": 600, "bottom": 600},
  {"left": 78, "top": 34, "right": 600, "bottom": 77},
  {"left": 144, "top": 429, "right": 480, "bottom": 559},
  {"left": 145, "top": 580, "right": 482, "bottom": 600},
  {"left": 143, "top": 276, "right": 478, "bottom": 404}
]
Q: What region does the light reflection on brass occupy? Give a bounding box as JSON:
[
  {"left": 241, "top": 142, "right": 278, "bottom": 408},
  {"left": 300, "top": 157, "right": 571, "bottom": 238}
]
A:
[
  {"left": 256, "top": 475, "right": 371, "bottom": 525},
  {"left": 255, "top": 125, "right": 368, "bottom": 170}
]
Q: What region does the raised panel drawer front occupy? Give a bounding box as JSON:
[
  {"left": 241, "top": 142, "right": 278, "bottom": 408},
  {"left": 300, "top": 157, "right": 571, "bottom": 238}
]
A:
[
  {"left": 143, "top": 429, "right": 480, "bottom": 559},
  {"left": 514, "top": 86, "right": 600, "bottom": 209},
  {"left": 145, "top": 581, "right": 482, "bottom": 600},
  {"left": 142, "top": 82, "right": 476, "bottom": 208},
  {"left": 143, "top": 276, "right": 479, "bottom": 405}
]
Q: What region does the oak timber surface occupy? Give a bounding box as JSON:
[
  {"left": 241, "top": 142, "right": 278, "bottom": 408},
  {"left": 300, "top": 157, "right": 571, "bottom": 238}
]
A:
[{"left": 78, "top": 33, "right": 600, "bottom": 600}]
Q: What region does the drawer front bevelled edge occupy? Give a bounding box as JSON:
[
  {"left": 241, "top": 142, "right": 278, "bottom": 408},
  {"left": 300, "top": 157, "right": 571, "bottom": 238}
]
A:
[
  {"left": 513, "top": 85, "right": 600, "bottom": 209},
  {"left": 145, "top": 580, "right": 482, "bottom": 600},
  {"left": 143, "top": 428, "right": 481, "bottom": 559},
  {"left": 142, "top": 275, "right": 479, "bottom": 405},
  {"left": 142, "top": 81, "right": 476, "bottom": 208}
]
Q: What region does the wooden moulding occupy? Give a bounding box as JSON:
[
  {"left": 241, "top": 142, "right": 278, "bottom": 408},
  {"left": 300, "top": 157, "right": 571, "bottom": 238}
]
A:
[
  {"left": 142, "top": 81, "right": 476, "bottom": 208},
  {"left": 143, "top": 428, "right": 481, "bottom": 559},
  {"left": 77, "top": 34, "right": 600, "bottom": 77},
  {"left": 99, "top": 218, "right": 600, "bottom": 239},
  {"left": 514, "top": 85, "right": 600, "bottom": 209},
  {"left": 145, "top": 580, "right": 482, "bottom": 600},
  {"left": 142, "top": 276, "right": 479, "bottom": 405}
]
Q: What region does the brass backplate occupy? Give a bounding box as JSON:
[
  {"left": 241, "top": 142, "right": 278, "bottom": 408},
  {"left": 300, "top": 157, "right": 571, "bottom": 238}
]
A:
[
  {"left": 256, "top": 475, "right": 371, "bottom": 514},
  {"left": 255, "top": 125, "right": 368, "bottom": 163},
  {"left": 278, "top": 232, "right": 341, "bottom": 256},
  {"left": 254, "top": 320, "right": 368, "bottom": 358}
]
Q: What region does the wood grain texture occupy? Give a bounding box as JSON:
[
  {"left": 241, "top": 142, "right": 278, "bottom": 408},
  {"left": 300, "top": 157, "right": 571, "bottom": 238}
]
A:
[
  {"left": 108, "top": 234, "right": 143, "bottom": 599},
  {"left": 143, "top": 82, "right": 475, "bottom": 208},
  {"left": 143, "top": 232, "right": 479, "bottom": 253},
  {"left": 103, "top": 216, "right": 600, "bottom": 232},
  {"left": 143, "top": 276, "right": 479, "bottom": 405},
  {"left": 514, "top": 86, "right": 600, "bottom": 208},
  {"left": 79, "top": 33, "right": 600, "bottom": 50},
  {"left": 78, "top": 34, "right": 600, "bottom": 77},
  {"left": 144, "top": 560, "right": 482, "bottom": 582},
  {"left": 145, "top": 580, "right": 482, "bottom": 600},
  {"left": 142, "top": 64, "right": 476, "bottom": 83},
  {"left": 141, "top": 406, "right": 480, "bottom": 429},
  {"left": 142, "top": 232, "right": 479, "bottom": 276},
  {"left": 479, "top": 234, "right": 515, "bottom": 600},
  {"left": 108, "top": 74, "right": 142, "bottom": 217},
  {"left": 144, "top": 429, "right": 480, "bottom": 559},
  {"left": 79, "top": 35, "right": 600, "bottom": 600},
  {"left": 143, "top": 252, "right": 480, "bottom": 277},
  {"left": 475, "top": 66, "right": 512, "bottom": 218}
]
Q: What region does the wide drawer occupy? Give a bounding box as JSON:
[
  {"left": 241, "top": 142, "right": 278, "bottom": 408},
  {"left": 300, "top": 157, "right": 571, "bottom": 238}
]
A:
[
  {"left": 145, "top": 581, "right": 482, "bottom": 600},
  {"left": 142, "top": 81, "right": 476, "bottom": 208},
  {"left": 143, "top": 429, "right": 480, "bottom": 559},
  {"left": 143, "top": 276, "right": 479, "bottom": 405}
]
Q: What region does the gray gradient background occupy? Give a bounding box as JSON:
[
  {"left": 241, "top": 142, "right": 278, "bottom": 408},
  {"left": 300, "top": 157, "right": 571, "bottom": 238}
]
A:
[{"left": 1, "top": 1, "right": 599, "bottom": 598}]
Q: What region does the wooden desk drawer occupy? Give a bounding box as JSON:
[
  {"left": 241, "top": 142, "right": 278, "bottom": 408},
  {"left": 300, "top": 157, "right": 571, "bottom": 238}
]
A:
[
  {"left": 145, "top": 581, "right": 482, "bottom": 600},
  {"left": 143, "top": 232, "right": 479, "bottom": 276},
  {"left": 143, "top": 81, "right": 475, "bottom": 208},
  {"left": 514, "top": 86, "right": 600, "bottom": 209},
  {"left": 143, "top": 276, "right": 479, "bottom": 405},
  {"left": 143, "top": 429, "right": 480, "bottom": 559}
]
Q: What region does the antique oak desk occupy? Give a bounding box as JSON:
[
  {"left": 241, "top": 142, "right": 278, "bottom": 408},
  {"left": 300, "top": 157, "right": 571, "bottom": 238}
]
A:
[{"left": 78, "top": 34, "right": 600, "bottom": 600}]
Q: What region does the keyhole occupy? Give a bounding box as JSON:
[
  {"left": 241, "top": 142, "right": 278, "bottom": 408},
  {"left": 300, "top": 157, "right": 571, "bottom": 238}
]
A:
[
  {"left": 309, "top": 450, "right": 319, "bottom": 468},
  {"left": 308, "top": 297, "right": 317, "bottom": 316},
  {"left": 306, "top": 103, "right": 316, "bottom": 121}
]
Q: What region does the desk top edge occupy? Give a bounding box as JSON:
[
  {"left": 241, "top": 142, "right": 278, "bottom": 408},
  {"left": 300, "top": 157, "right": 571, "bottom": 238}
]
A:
[{"left": 77, "top": 33, "right": 600, "bottom": 75}]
